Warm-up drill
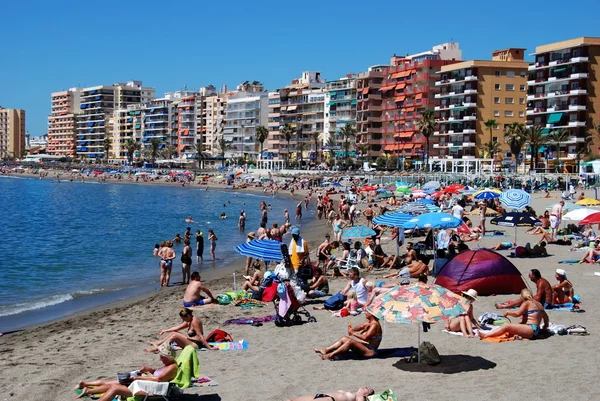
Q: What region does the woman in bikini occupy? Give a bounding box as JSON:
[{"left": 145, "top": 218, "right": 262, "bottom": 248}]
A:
[
  {"left": 157, "top": 241, "right": 176, "bottom": 287},
  {"left": 208, "top": 229, "right": 218, "bottom": 260},
  {"left": 552, "top": 269, "right": 574, "bottom": 304},
  {"left": 314, "top": 311, "right": 382, "bottom": 360},
  {"left": 445, "top": 289, "right": 481, "bottom": 337},
  {"left": 288, "top": 387, "right": 375, "bottom": 401},
  {"left": 145, "top": 308, "right": 217, "bottom": 352},
  {"left": 478, "top": 289, "right": 549, "bottom": 340}
]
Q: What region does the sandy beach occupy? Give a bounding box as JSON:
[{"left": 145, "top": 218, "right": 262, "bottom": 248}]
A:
[{"left": 1, "top": 185, "right": 600, "bottom": 401}]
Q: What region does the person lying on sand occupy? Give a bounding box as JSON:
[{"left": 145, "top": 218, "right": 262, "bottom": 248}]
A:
[
  {"left": 145, "top": 308, "right": 217, "bottom": 352},
  {"left": 383, "top": 256, "right": 430, "bottom": 280},
  {"left": 479, "top": 289, "right": 549, "bottom": 340},
  {"left": 445, "top": 289, "right": 481, "bottom": 338},
  {"left": 74, "top": 343, "right": 178, "bottom": 401},
  {"left": 183, "top": 271, "right": 216, "bottom": 307},
  {"left": 536, "top": 232, "right": 572, "bottom": 246},
  {"left": 314, "top": 312, "right": 382, "bottom": 360},
  {"left": 288, "top": 387, "right": 375, "bottom": 401},
  {"left": 496, "top": 269, "right": 553, "bottom": 309},
  {"left": 490, "top": 241, "right": 515, "bottom": 251}
]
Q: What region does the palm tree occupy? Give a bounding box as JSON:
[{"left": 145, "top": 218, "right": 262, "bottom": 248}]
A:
[
  {"left": 125, "top": 139, "right": 140, "bottom": 165},
  {"left": 311, "top": 132, "right": 322, "bottom": 164},
  {"left": 504, "top": 122, "right": 526, "bottom": 172},
  {"left": 160, "top": 145, "right": 178, "bottom": 160},
  {"left": 215, "top": 135, "right": 231, "bottom": 167},
  {"left": 484, "top": 119, "right": 498, "bottom": 143},
  {"left": 548, "top": 128, "right": 570, "bottom": 172},
  {"left": 280, "top": 123, "right": 294, "bottom": 168},
  {"left": 524, "top": 125, "right": 547, "bottom": 171},
  {"left": 194, "top": 142, "right": 206, "bottom": 169},
  {"left": 325, "top": 136, "right": 337, "bottom": 167},
  {"left": 416, "top": 109, "right": 436, "bottom": 170},
  {"left": 482, "top": 141, "right": 502, "bottom": 159},
  {"left": 339, "top": 123, "right": 357, "bottom": 166},
  {"left": 297, "top": 142, "right": 308, "bottom": 169},
  {"left": 255, "top": 125, "right": 268, "bottom": 159},
  {"left": 102, "top": 138, "right": 111, "bottom": 162},
  {"left": 356, "top": 143, "right": 370, "bottom": 164},
  {"left": 576, "top": 131, "right": 593, "bottom": 173},
  {"left": 149, "top": 138, "right": 162, "bottom": 165}
]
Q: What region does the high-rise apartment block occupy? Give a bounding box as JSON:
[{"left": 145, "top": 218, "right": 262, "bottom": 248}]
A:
[
  {"left": 325, "top": 75, "right": 357, "bottom": 152},
  {"left": 0, "top": 107, "right": 26, "bottom": 158},
  {"left": 355, "top": 66, "right": 385, "bottom": 160},
  {"left": 527, "top": 37, "right": 600, "bottom": 158},
  {"left": 47, "top": 88, "right": 81, "bottom": 157},
  {"left": 434, "top": 48, "right": 528, "bottom": 158}
]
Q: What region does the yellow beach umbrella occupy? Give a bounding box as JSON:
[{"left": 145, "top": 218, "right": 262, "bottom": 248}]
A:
[{"left": 575, "top": 198, "right": 600, "bottom": 206}]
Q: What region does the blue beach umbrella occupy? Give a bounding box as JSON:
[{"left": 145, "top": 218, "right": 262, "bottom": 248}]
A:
[
  {"left": 473, "top": 188, "right": 501, "bottom": 200},
  {"left": 376, "top": 188, "right": 388, "bottom": 193},
  {"left": 405, "top": 213, "right": 462, "bottom": 229},
  {"left": 499, "top": 189, "right": 531, "bottom": 210},
  {"left": 398, "top": 203, "right": 428, "bottom": 214},
  {"left": 341, "top": 225, "right": 376, "bottom": 239},
  {"left": 373, "top": 212, "right": 413, "bottom": 228},
  {"left": 425, "top": 204, "right": 441, "bottom": 212},
  {"left": 416, "top": 199, "right": 435, "bottom": 205},
  {"left": 332, "top": 182, "right": 342, "bottom": 187},
  {"left": 235, "top": 239, "right": 283, "bottom": 262},
  {"left": 422, "top": 181, "right": 440, "bottom": 190}
]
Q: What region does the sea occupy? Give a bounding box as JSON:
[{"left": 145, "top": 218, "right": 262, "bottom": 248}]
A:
[{"left": 0, "top": 176, "right": 304, "bottom": 332}]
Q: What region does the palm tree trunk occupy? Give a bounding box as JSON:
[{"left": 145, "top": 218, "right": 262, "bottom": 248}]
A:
[
  {"left": 426, "top": 137, "right": 430, "bottom": 171},
  {"left": 287, "top": 140, "right": 290, "bottom": 169},
  {"left": 556, "top": 142, "right": 560, "bottom": 173}
]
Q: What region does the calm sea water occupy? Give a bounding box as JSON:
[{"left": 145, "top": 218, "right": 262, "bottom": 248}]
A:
[{"left": 0, "top": 176, "right": 302, "bottom": 329}]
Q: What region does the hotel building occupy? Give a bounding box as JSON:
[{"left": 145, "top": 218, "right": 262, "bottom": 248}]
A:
[
  {"left": 203, "top": 92, "right": 228, "bottom": 156},
  {"left": 75, "top": 81, "right": 154, "bottom": 159},
  {"left": 47, "top": 88, "right": 82, "bottom": 157},
  {"left": 110, "top": 103, "right": 146, "bottom": 160},
  {"left": 0, "top": 107, "right": 26, "bottom": 159},
  {"left": 325, "top": 75, "right": 357, "bottom": 159},
  {"left": 527, "top": 37, "right": 600, "bottom": 159},
  {"left": 380, "top": 43, "right": 461, "bottom": 163},
  {"left": 355, "top": 67, "right": 385, "bottom": 160},
  {"left": 434, "top": 49, "right": 528, "bottom": 159},
  {"left": 223, "top": 81, "right": 268, "bottom": 160},
  {"left": 265, "top": 90, "right": 282, "bottom": 160}
]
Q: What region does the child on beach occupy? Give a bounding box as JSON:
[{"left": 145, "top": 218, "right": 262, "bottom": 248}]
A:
[{"left": 332, "top": 290, "right": 360, "bottom": 317}]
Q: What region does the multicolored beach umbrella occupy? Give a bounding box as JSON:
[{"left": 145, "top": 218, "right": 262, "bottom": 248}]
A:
[
  {"left": 341, "top": 225, "right": 376, "bottom": 239},
  {"left": 235, "top": 239, "right": 283, "bottom": 262},
  {"left": 434, "top": 249, "right": 526, "bottom": 296},
  {"left": 499, "top": 189, "right": 531, "bottom": 210},
  {"left": 473, "top": 188, "right": 501, "bottom": 200}
]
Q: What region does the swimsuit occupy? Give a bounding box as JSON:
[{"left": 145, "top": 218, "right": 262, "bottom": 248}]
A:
[
  {"left": 183, "top": 299, "right": 205, "bottom": 307},
  {"left": 161, "top": 259, "right": 173, "bottom": 268},
  {"left": 186, "top": 330, "right": 206, "bottom": 348},
  {"left": 527, "top": 324, "right": 540, "bottom": 338},
  {"left": 314, "top": 394, "right": 334, "bottom": 400}
]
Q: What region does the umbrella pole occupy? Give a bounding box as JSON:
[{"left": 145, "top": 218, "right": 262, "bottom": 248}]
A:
[
  {"left": 515, "top": 226, "right": 518, "bottom": 246},
  {"left": 233, "top": 273, "right": 237, "bottom": 299},
  {"left": 417, "top": 324, "right": 421, "bottom": 363}
]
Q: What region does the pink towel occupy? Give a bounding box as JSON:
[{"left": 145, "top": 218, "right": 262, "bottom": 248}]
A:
[{"left": 278, "top": 289, "right": 291, "bottom": 317}]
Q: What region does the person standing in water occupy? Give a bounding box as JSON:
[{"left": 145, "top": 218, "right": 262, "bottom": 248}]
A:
[
  {"left": 195, "top": 231, "right": 204, "bottom": 263},
  {"left": 158, "top": 241, "right": 176, "bottom": 287},
  {"left": 208, "top": 229, "right": 218, "bottom": 260},
  {"left": 239, "top": 210, "right": 246, "bottom": 231},
  {"left": 181, "top": 239, "right": 193, "bottom": 284}
]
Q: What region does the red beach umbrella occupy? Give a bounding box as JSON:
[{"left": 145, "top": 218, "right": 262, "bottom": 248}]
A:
[
  {"left": 579, "top": 212, "right": 600, "bottom": 226},
  {"left": 361, "top": 185, "right": 377, "bottom": 192}
]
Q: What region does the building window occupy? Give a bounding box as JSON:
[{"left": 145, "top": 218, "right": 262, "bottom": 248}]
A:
[
  {"left": 495, "top": 71, "right": 501, "bottom": 76},
  {"left": 505, "top": 97, "right": 514, "bottom": 104},
  {"left": 505, "top": 110, "right": 514, "bottom": 117},
  {"left": 494, "top": 110, "right": 500, "bottom": 117},
  {"left": 519, "top": 98, "right": 525, "bottom": 105},
  {"left": 520, "top": 71, "right": 526, "bottom": 77},
  {"left": 495, "top": 84, "right": 501, "bottom": 90},
  {"left": 506, "top": 71, "right": 515, "bottom": 77},
  {"left": 494, "top": 97, "right": 500, "bottom": 104},
  {"left": 520, "top": 84, "right": 526, "bottom": 91},
  {"left": 506, "top": 84, "right": 515, "bottom": 91},
  {"left": 519, "top": 111, "right": 525, "bottom": 117},
  {"left": 493, "top": 136, "right": 498, "bottom": 143}
]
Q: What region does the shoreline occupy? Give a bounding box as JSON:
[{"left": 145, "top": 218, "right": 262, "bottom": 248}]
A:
[{"left": 0, "top": 174, "right": 316, "bottom": 333}]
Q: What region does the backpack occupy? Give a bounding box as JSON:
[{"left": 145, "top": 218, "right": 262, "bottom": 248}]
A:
[
  {"left": 419, "top": 341, "right": 441, "bottom": 365},
  {"left": 324, "top": 292, "right": 346, "bottom": 310}
]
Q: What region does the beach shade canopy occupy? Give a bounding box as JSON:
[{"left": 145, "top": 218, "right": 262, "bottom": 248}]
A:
[
  {"left": 473, "top": 188, "right": 501, "bottom": 200},
  {"left": 406, "top": 213, "right": 462, "bottom": 229},
  {"left": 367, "top": 283, "right": 470, "bottom": 362},
  {"left": 331, "top": 182, "right": 342, "bottom": 187},
  {"left": 443, "top": 184, "right": 465, "bottom": 194},
  {"left": 373, "top": 212, "right": 413, "bottom": 227},
  {"left": 563, "top": 208, "right": 599, "bottom": 221},
  {"left": 575, "top": 198, "right": 600, "bottom": 206},
  {"left": 434, "top": 249, "right": 527, "bottom": 296},
  {"left": 425, "top": 204, "right": 441, "bottom": 212},
  {"left": 499, "top": 189, "right": 531, "bottom": 210},
  {"left": 235, "top": 239, "right": 283, "bottom": 262},
  {"left": 422, "top": 181, "right": 440, "bottom": 190},
  {"left": 579, "top": 212, "right": 600, "bottom": 226},
  {"left": 341, "top": 225, "right": 376, "bottom": 239},
  {"left": 395, "top": 186, "right": 411, "bottom": 195},
  {"left": 376, "top": 188, "right": 388, "bottom": 193}
]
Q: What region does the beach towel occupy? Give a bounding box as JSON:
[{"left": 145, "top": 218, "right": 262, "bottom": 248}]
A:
[
  {"left": 481, "top": 333, "right": 520, "bottom": 342},
  {"left": 333, "top": 347, "right": 416, "bottom": 360},
  {"left": 233, "top": 298, "right": 267, "bottom": 308},
  {"left": 367, "top": 389, "right": 398, "bottom": 401},
  {"left": 223, "top": 314, "right": 276, "bottom": 325},
  {"left": 170, "top": 345, "right": 200, "bottom": 389},
  {"left": 201, "top": 340, "right": 248, "bottom": 351},
  {"left": 558, "top": 260, "right": 581, "bottom": 264}
]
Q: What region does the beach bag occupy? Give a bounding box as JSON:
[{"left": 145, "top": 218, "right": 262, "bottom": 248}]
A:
[
  {"left": 418, "top": 341, "right": 441, "bottom": 365},
  {"left": 514, "top": 246, "right": 527, "bottom": 258},
  {"left": 206, "top": 329, "right": 231, "bottom": 342},
  {"left": 324, "top": 293, "right": 346, "bottom": 310}
]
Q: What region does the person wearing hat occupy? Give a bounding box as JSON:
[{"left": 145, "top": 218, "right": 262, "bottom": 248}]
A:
[
  {"left": 445, "top": 289, "right": 481, "bottom": 338},
  {"left": 552, "top": 269, "right": 574, "bottom": 305},
  {"left": 289, "top": 226, "right": 310, "bottom": 272},
  {"left": 74, "top": 342, "right": 178, "bottom": 400}
]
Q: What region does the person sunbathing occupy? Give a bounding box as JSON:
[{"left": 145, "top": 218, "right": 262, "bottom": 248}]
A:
[
  {"left": 145, "top": 308, "right": 217, "bottom": 352},
  {"left": 445, "top": 289, "right": 481, "bottom": 338},
  {"left": 383, "top": 256, "right": 430, "bottom": 279},
  {"left": 579, "top": 242, "right": 600, "bottom": 263},
  {"left": 552, "top": 269, "right": 574, "bottom": 304},
  {"left": 490, "top": 241, "right": 515, "bottom": 251},
  {"left": 288, "top": 387, "right": 375, "bottom": 401},
  {"left": 242, "top": 261, "right": 264, "bottom": 292},
  {"left": 74, "top": 343, "right": 178, "bottom": 401},
  {"left": 536, "top": 231, "right": 572, "bottom": 246},
  {"left": 314, "top": 311, "right": 382, "bottom": 360},
  {"left": 496, "top": 269, "right": 553, "bottom": 309},
  {"left": 479, "top": 289, "right": 549, "bottom": 340},
  {"left": 524, "top": 242, "right": 548, "bottom": 257}
]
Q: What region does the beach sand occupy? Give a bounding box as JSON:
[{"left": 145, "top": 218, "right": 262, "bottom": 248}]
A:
[{"left": 1, "top": 189, "right": 600, "bottom": 401}]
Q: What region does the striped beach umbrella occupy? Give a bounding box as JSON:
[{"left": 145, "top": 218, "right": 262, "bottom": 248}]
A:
[
  {"left": 499, "top": 189, "right": 531, "bottom": 210},
  {"left": 235, "top": 239, "right": 283, "bottom": 262},
  {"left": 398, "top": 203, "right": 429, "bottom": 214},
  {"left": 473, "top": 188, "right": 501, "bottom": 200},
  {"left": 372, "top": 212, "right": 413, "bottom": 227}
]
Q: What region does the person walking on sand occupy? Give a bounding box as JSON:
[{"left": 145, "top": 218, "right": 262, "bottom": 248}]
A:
[
  {"left": 208, "top": 229, "right": 217, "bottom": 260},
  {"left": 158, "top": 241, "right": 176, "bottom": 287},
  {"left": 195, "top": 231, "right": 204, "bottom": 263},
  {"left": 181, "top": 239, "right": 193, "bottom": 284}
]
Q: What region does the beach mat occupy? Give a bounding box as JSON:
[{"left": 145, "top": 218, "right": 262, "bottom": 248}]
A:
[
  {"left": 333, "top": 347, "right": 416, "bottom": 360},
  {"left": 173, "top": 340, "right": 248, "bottom": 351},
  {"left": 223, "top": 315, "right": 276, "bottom": 325},
  {"left": 558, "top": 260, "right": 581, "bottom": 264},
  {"left": 508, "top": 254, "right": 552, "bottom": 259}
]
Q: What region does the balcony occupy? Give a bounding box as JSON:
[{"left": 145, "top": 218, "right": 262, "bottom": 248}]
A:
[
  {"left": 568, "top": 121, "right": 586, "bottom": 127},
  {"left": 571, "top": 56, "right": 589, "bottom": 63},
  {"left": 569, "top": 104, "right": 586, "bottom": 111},
  {"left": 463, "top": 142, "right": 476, "bottom": 147},
  {"left": 570, "top": 89, "right": 587, "bottom": 96}
]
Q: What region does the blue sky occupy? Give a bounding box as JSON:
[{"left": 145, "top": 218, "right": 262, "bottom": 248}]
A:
[{"left": 1, "top": 0, "right": 599, "bottom": 136}]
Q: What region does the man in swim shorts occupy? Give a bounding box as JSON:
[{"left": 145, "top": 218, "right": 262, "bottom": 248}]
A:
[
  {"left": 550, "top": 201, "right": 564, "bottom": 239},
  {"left": 183, "top": 272, "right": 216, "bottom": 307}
]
